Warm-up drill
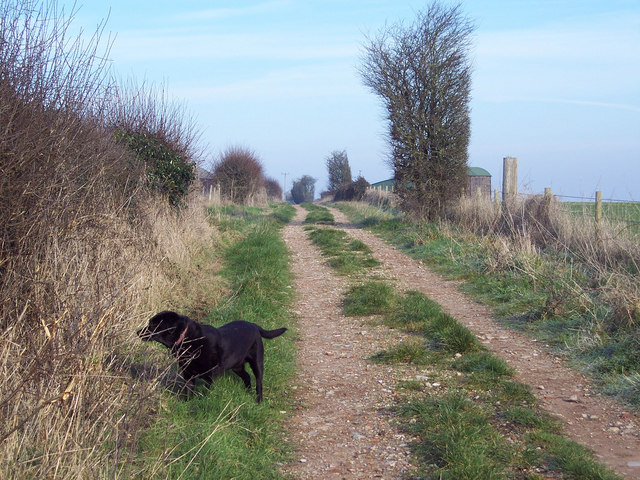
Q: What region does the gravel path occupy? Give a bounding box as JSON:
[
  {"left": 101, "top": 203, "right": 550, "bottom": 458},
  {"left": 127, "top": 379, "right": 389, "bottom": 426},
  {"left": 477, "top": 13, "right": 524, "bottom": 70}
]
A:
[
  {"left": 281, "top": 207, "right": 416, "bottom": 479},
  {"left": 281, "top": 205, "right": 640, "bottom": 479}
]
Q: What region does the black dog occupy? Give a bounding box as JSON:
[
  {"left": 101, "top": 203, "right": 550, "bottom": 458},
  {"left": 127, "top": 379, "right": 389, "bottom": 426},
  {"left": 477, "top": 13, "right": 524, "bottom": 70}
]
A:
[{"left": 137, "top": 311, "right": 286, "bottom": 402}]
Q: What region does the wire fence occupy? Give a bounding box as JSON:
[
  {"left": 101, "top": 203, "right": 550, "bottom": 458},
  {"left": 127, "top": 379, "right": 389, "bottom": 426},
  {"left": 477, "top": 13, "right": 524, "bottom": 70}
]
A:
[{"left": 518, "top": 191, "right": 640, "bottom": 237}]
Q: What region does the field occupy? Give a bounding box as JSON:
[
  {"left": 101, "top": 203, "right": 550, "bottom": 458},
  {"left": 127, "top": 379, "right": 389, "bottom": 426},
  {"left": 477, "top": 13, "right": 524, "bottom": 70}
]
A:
[{"left": 563, "top": 200, "right": 640, "bottom": 235}]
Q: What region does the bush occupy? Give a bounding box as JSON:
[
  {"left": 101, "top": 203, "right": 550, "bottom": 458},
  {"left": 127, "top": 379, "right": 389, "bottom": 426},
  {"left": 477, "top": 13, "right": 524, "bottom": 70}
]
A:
[
  {"left": 213, "top": 146, "right": 267, "bottom": 205},
  {"left": 291, "top": 175, "right": 316, "bottom": 204},
  {"left": 265, "top": 176, "right": 283, "bottom": 201},
  {"left": 115, "top": 129, "right": 195, "bottom": 206},
  {"left": 333, "top": 176, "right": 370, "bottom": 201},
  {"left": 0, "top": 1, "right": 212, "bottom": 476}
]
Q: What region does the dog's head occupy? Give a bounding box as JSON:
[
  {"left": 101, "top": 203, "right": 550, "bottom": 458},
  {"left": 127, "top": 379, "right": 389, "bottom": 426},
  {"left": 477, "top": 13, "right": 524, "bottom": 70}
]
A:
[{"left": 137, "top": 311, "right": 190, "bottom": 349}]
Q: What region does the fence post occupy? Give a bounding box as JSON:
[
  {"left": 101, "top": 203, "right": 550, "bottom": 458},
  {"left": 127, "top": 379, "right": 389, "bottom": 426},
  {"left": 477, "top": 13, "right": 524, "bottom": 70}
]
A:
[
  {"left": 595, "top": 190, "right": 602, "bottom": 243},
  {"left": 502, "top": 156, "right": 518, "bottom": 209},
  {"left": 494, "top": 189, "right": 501, "bottom": 214}
]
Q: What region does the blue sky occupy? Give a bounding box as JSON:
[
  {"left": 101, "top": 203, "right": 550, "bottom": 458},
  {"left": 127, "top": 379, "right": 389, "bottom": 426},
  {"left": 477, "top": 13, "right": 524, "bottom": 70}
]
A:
[{"left": 68, "top": 1, "right": 639, "bottom": 200}]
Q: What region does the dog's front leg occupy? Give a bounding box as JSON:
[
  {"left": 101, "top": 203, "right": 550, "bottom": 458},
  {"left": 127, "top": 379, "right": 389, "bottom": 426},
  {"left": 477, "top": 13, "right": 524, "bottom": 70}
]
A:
[{"left": 181, "top": 377, "right": 196, "bottom": 398}]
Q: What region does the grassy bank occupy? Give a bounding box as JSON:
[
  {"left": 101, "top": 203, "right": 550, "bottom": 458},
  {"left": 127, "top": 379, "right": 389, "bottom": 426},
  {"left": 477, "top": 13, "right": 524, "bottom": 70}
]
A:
[{"left": 132, "top": 204, "right": 296, "bottom": 479}]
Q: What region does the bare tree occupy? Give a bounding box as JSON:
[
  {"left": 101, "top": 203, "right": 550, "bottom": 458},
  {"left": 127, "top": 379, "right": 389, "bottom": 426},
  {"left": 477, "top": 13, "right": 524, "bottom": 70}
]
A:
[
  {"left": 360, "top": 1, "right": 474, "bottom": 219},
  {"left": 326, "top": 149, "right": 352, "bottom": 192}
]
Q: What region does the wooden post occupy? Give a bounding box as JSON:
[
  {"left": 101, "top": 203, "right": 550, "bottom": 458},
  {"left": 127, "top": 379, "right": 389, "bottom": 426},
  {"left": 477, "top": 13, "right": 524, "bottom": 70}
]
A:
[
  {"left": 494, "top": 189, "right": 501, "bottom": 214},
  {"left": 502, "top": 157, "right": 518, "bottom": 208},
  {"left": 595, "top": 191, "right": 602, "bottom": 243}
]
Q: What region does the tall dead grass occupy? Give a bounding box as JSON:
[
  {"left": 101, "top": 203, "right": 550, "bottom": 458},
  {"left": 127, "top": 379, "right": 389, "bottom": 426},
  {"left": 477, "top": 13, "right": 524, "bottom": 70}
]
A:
[
  {"left": 0, "top": 1, "right": 220, "bottom": 477},
  {"left": 362, "top": 188, "right": 398, "bottom": 210},
  {"left": 449, "top": 194, "right": 640, "bottom": 327}
]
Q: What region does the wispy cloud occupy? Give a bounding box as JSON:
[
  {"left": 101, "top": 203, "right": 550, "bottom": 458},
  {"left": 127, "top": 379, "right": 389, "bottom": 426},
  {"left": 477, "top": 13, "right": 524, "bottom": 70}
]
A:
[
  {"left": 484, "top": 96, "right": 640, "bottom": 113},
  {"left": 174, "top": 62, "right": 363, "bottom": 101},
  {"left": 112, "top": 30, "right": 357, "bottom": 62},
  {"left": 170, "top": 0, "right": 291, "bottom": 22}
]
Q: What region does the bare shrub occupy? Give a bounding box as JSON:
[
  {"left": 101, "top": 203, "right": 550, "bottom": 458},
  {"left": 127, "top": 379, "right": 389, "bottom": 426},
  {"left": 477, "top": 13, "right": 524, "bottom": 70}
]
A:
[
  {"left": 265, "top": 176, "right": 283, "bottom": 202},
  {"left": 334, "top": 177, "right": 370, "bottom": 202},
  {"left": 360, "top": 2, "right": 474, "bottom": 219},
  {"left": 213, "top": 146, "right": 267, "bottom": 205},
  {"left": 0, "top": 1, "right": 218, "bottom": 477},
  {"left": 104, "top": 78, "right": 202, "bottom": 165}
]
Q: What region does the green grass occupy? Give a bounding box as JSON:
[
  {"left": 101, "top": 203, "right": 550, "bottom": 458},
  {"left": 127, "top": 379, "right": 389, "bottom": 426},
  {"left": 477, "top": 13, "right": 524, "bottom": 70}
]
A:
[
  {"left": 305, "top": 225, "right": 381, "bottom": 276},
  {"left": 270, "top": 201, "right": 296, "bottom": 224},
  {"left": 343, "top": 281, "right": 396, "bottom": 316},
  {"left": 302, "top": 204, "right": 335, "bottom": 225},
  {"left": 563, "top": 201, "right": 640, "bottom": 236},
  {"left": 136, "top": 206, "right": 296, "bottom": 479},
  {"left": 304, "top": 209, "right": 334, "bottom": 224},
  {"left": 364, "top": 289, "right": 622, "bottom": 479},
  {"left": 404, "top": 393, "right": 510, "bottom": 480}
]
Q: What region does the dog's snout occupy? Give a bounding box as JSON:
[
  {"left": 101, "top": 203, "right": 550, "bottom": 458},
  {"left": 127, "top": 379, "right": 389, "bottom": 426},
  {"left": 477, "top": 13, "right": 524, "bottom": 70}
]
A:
[{"left": 137, "top": 327, "right": 151, "bottom": 339}]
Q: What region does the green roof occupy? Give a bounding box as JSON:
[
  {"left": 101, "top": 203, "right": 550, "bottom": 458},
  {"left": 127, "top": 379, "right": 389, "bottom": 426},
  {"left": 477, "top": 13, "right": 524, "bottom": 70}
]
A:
[
  {"left": 468, "top": 167, "right": 491, "bottom": 177},
  {"left": 370, "top": 179, "right": 396, "bottom": 188},
  {"left": 372, "top": 167, "right": 491, "bottom": 186}
]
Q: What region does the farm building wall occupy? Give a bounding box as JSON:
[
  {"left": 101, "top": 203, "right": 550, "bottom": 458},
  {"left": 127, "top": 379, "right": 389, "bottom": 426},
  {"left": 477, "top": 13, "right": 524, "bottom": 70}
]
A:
[{"left": 467, "top": 175, "right": 491, "bottom": 198}]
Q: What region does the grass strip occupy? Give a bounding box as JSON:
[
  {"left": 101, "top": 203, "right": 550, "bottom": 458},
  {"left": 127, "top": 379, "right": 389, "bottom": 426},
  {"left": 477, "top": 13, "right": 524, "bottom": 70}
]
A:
[
  {"left": 363, "top": 289, "right": 621, "bottom": 479},
  {"left": 137, "top": 205, "right": 295, "bottom": 479},
  {"left": 301, "top": 202, "right": 335, "bottom": 224},
  {"left": 343, "top": 281, "right": 396, "bottom": 316},
  {"left": 305, "top": 225, "right": 380, "bottom": 276}
]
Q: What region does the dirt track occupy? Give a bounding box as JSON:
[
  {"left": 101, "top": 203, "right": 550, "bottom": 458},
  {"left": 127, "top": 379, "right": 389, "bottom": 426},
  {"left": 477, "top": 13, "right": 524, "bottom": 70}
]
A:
[{"left": 281, "top": 205, "right": 640, "bottom": 479}]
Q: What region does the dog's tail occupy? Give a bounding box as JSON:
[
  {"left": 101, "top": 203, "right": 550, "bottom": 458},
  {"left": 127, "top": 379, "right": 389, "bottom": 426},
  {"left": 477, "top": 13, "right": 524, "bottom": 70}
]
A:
[{"left": 258, "top": 326, "right": 287, "bottom": 339}]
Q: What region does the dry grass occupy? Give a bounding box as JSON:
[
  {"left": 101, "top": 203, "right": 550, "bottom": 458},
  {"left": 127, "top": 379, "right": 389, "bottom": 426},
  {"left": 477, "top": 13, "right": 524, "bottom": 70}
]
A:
[
  {"left": 0, "top": 1, "right": 222, "bottom": 477},
  {"left": 0, "top": 190, "right": 219, "bottom": 479},
  {"left": 449, "top": 194, "right": 640, "bottom": 327},
  {"left": 362, "top": 188, "right": 398, "bottom": 210}
]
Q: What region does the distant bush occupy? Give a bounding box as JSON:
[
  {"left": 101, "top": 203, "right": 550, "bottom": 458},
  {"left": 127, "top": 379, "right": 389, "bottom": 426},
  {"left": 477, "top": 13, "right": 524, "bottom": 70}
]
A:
[
  {"left": 265, "top": 176, "right": 283, "bottom": 201},
  {"left": 213, "top": 146, "right": 267, "bottom": 205},
  {"left": 291, "top": 175, "right": 316, "bottom": 204},
  {"left": 334, "top": 176, "right": 370, "bottom": 201}
]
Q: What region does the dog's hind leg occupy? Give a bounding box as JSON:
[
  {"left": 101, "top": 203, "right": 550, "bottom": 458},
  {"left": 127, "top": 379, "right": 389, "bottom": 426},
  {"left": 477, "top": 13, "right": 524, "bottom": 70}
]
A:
[
  {"left": 249, "top": 345, "right": 265, "bottom": 403},
  {"left": 233, "top": 366, "right": 252, "bottom": 391}
]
